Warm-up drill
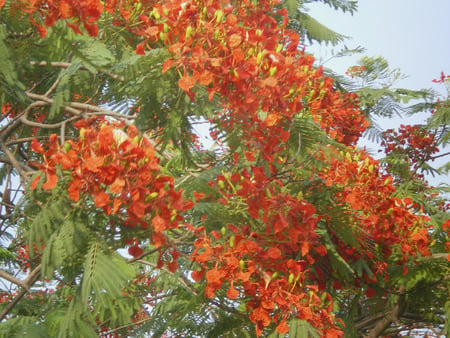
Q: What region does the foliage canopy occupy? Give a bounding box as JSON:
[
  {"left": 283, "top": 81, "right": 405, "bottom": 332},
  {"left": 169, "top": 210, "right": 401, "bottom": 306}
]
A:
[{"left": 0, "top": 0, "right": 449, "bottom": 337}]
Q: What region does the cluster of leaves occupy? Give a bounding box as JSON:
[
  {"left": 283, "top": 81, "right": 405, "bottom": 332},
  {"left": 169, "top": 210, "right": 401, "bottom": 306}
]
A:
[{"left": 0, "top": 0, "right": 448, "bottom": 337}]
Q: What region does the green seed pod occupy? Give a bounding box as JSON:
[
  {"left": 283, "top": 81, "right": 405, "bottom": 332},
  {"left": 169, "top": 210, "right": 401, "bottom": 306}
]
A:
[
  {"left": 185, "top": 25, "right": 193, "bottom": 39},
  {"left": 229, "top": 235, "right": 235, "bottom": 248},
  {"left": 146, "top": 192, "right": 159, "bottom": 201},
  {"left": 163, "top": 23, "right": 170, "bottom": 32},
  {"left": 288, "top": 273, "right": 294, "bottom": 284},
  {"left": 256, "top": 51, "right": 265, "bottom": 65},
  {"left": 80, "top": 127, "right": 86, "bottom": 141},
  {"left": 214, "top": 9, "right": 224, "bottom": 23},
  {"left": 153, "top": 8, "right": 160, "bottom": 19}
]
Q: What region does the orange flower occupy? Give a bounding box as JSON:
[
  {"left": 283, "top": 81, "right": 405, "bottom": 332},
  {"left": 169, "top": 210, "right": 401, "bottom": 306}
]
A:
[
  {"left": 226, "top": 283, "right": 239, "bottom": 299},
  {"left": 276, "top": 319, "right": 289, "bottom": 334},
  {"left": 178, "top": 75, "right": 196, "bottom": 92},
  {"left": 264, "top": 112, "right": 280, "bottom": 127}
]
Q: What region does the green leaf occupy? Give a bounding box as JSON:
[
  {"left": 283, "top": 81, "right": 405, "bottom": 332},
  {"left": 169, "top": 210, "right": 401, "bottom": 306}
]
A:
[
  {"left": 0, "top": 316, "right": 48, "bottom": 337},
  {"left": 28, "top": 197, "right": 72, "bottom": 252},
  {"left": 0, "top": 25, "right": 27, "bottom": 102},
  {"left": 81, "top": 241, "right": 137, "bottom": 326},
  {"left": 295, "top": 12, "right": 347, "bottom": 45},
  {"left": 57, "top": 297, "right": 97, "bottom": 338}
]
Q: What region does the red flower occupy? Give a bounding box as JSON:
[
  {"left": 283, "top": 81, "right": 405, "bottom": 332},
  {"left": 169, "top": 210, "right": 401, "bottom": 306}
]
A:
[
  {"left": 128, "top": 244, "right": 143, "bottom": 258},
  {"left": 178, "top": 75, "right": 196, "bottom": 92}
]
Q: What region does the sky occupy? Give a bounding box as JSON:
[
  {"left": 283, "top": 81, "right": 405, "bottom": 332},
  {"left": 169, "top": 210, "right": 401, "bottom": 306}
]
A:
[
  {"left": 307, "top": 0, "right": 450, "bottom": 94},
  {"left": 306, "top": 0, "right": 450, "bottom": 186}
]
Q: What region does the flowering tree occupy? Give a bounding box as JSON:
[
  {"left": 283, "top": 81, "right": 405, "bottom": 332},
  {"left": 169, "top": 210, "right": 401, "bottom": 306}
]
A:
[{"left": 0, "top": 0, "right": 449, "bottom": 337}]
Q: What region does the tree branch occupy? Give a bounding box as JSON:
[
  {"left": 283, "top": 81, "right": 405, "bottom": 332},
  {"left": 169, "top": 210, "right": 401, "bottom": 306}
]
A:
[
  {"left": 24, "top": 91, "right": 136, "bottom": 120},
  {"left": 431, "top": 253, "right": 449, "bottom": 260},
  {"left": 0, "top": 141, "right": 29, "bottom": 183},
  {"left": 98, "top": 317, "right": 152, "bottom": 336},
  {"left": 0, "top": 270, "right": 29, "bottom": 290},
  {"left": 0, "top": 264, "right": 41, "bottom": 321},
  {"left": 365, "top": 285, "right": 406, "bottom": 338}
]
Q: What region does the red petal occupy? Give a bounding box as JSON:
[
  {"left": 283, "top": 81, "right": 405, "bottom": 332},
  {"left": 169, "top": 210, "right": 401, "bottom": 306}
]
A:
[
  {"left": 178, "top": 75, "right": 196, "bottom": 92},
  {"left": 226, "top": 284, "right": 239, "bottom": 299},
  {"left": 365, "top": 288, "right": 376, "bottom": 298},
  {"left": 162, "top": 59, "right": 174, "bottom": 74},
  {"left": 266, "top": 247, "right": 281, "bottom": 260},
  {"left": 191, "top": 269, "right": 204, "bottom": 282},
  {"left": 314, "top": 245, "right": 327, "bottom": 256},
  {"left": 128, "top": 244, "right": 143, "bottom": 258},
  {"left": 83, "top": 23, "right": 98, "bottom": 37},
  {"left": 276, "top": 320, "right": 289, "bottom": 334},
  {"left": 30, "top": 175, "right": 41, "bottom": 190},
  {"left": 135, "top": 43, "right": 146, "bottom": 55},
  {"left": 31, "top": 139, "right": 44, "bottom": 153},
  {"left": 67, "top": 180, "right": 81, "bottom": 202},
  {"left": 167, "top": 260, "right": 178, "bottom": 273},
  {"left": 94, "top": 191, "right": 110, "bottom": 208},
  {"left": 42, "top": 173, "right": 58, "bottom": 190},
  {"left": 152, "top": 214, "right": 167, "bottom": 232}
]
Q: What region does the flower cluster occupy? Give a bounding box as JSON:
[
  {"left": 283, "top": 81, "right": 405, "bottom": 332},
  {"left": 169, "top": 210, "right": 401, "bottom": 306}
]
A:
[
  {"left": 30, "top": 118, "right": 191, "bottom": 256},
  {"left": 190, "top": 167, "right": 341, "bottom": 336},
  {"left": 317, "top": 146, "right": 432, "bottom": 277},
  {"left": 382, "top": 125, "right": 439, "bottom": 169}
]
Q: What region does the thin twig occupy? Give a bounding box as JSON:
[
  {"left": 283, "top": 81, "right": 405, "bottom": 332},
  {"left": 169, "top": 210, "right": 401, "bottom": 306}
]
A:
[
  {"left": 0, "top": 270, "right": 29, "bottom": 290},
  {"left": 99, "top": 317, "right": 152, "bottom": 336},
  {"left": 365, "top": 285, "right": 406, "bottom": 338},
  {"left": 0, "top": 141, "right": 28, "bottom": 183},
  {"left": 0, "top": 265, "right": 41, "bottom": 321},
  {"left": 128, "top": 248, "right": 160, "bottom": 263}
]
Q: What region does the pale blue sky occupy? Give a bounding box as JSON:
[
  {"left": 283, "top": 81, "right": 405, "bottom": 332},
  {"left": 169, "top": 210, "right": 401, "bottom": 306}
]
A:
[
  {"left": 308, "top": 0, "right": 450, "bottom": 94},
  {"left": 307, "top": 0, "right": 449, "bottom": 186}
]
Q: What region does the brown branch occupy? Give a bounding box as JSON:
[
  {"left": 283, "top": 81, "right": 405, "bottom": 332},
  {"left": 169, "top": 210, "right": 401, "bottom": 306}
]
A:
[
  {"left": 20, "top": 114, "right": 79, "bottom": 129},
  {"left": 355, "top": 313, "right": 385, "bottom": 332},
  {"left": 5, "top": 135, "right": 51, "bottom": 146},
  {"left": 44, "top": 74, "right": 61, "bottom": 96},
  {"left": 365, "top": 285, "right": 406, "bottom": 338},
  {"left": 0, "top": 142, "right": 29, "bottom": 183},
  {"left": 0, "top": 156, "right": 34, "bottom": 172},
  {"left": 0, "top": 264, "right": 41, "bottom": 321},
  {"left": 431, "top": 253, "right": 449, "bottom": 260},
  {"left": 431, "top": 151, "right": 450, "bottom": 161},
  {"left": 24, "top": 92, "right": 136, "bottom": 120},
  {"left": 99, "top": 317, "right": 152, "bottom": 336},
  {"left": 67, "top": 101, "right": 135, "bottom": 119},
  {"left": 0, "top": 270, "right": 28, "bottom": 290}
]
